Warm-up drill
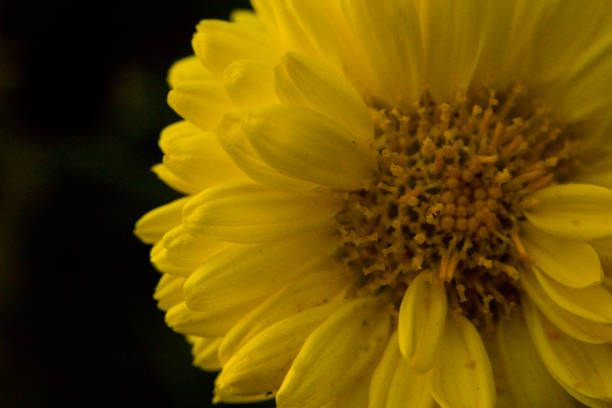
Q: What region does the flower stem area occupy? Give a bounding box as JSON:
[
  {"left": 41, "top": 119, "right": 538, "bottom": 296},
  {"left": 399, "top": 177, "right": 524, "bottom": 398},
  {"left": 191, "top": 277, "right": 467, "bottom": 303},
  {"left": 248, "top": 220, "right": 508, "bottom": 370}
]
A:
[{"left": 0, "top": 1, "right": 269, "bottom": 407}]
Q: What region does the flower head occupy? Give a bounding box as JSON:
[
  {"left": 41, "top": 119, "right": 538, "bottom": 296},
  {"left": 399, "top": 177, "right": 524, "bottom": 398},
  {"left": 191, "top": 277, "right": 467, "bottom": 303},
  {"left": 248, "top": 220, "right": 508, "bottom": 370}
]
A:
[{"left": 135, "top": 1, "right": 612, "bottom": 407}]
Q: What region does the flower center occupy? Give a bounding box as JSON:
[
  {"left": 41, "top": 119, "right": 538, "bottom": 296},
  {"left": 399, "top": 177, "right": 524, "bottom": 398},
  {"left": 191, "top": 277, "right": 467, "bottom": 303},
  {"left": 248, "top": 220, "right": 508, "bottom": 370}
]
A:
[{"left": 335, "top": 86, "right": 578, "bottom": 326}]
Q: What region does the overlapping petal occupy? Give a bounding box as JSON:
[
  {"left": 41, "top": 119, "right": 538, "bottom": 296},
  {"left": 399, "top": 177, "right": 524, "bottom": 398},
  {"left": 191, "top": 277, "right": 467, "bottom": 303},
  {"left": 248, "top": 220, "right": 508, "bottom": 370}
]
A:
[
  {"left": 429, "top": 314, "right": 496, "bottom": 408},
  {"left": 398, "top": 271, "right": 447, "bottom": 372},
  {"left": 523, "top": 298, "right": 612, "bottom": 402},
  {"left": 243, "top": 105, "right": 378, "bottom": 190},
  {"left": 276, "top": 297, "right": 390, "bottom": 408},
  {"left": 524, "top": 184, "right": 612, "bottom": 241}
]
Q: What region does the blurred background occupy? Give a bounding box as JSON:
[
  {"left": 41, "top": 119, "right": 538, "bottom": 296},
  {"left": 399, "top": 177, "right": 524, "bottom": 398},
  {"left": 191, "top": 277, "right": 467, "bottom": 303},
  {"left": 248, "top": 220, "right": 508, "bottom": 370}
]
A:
[{"left": 0, "top": 1, "right": 274, "bottom": 407}]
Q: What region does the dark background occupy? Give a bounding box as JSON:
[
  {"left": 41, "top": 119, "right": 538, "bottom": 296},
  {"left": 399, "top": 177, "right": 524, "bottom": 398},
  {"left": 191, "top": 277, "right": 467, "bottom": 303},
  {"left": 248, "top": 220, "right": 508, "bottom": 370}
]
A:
[{"left": 0, "top": 1, "right": 274, "bottom": 407}]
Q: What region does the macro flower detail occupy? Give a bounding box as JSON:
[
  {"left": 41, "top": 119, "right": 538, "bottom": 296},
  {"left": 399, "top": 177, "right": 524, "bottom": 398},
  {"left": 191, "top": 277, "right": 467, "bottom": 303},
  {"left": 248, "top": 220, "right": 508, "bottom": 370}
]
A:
[{"left": 135, "top": 1, "right": 612, "bottom": 407}]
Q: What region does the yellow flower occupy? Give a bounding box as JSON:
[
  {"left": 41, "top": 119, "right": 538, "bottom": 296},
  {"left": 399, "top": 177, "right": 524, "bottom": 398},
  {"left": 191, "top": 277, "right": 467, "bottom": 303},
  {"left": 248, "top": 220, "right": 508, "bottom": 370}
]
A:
[{"left": 135, "top": 1, "right": 612, "bottom": 407}]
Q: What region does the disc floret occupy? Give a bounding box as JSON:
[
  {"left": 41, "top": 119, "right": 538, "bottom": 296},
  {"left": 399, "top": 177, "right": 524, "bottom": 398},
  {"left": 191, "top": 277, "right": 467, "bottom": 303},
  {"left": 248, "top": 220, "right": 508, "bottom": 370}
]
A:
[{"left": 336, "top": 87, "right": 576, "bottom": 326}]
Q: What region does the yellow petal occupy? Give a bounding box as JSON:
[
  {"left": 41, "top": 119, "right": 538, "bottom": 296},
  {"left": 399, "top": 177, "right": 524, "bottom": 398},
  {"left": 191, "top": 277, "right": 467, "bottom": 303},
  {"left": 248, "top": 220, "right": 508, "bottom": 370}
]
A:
[
  {"left": 571, "top": 155, "right": 612, "bottom": 190},
  {"left": 188, "top": 336, "right": 222, "bottom": 371},
  {"left": 562, "top": 385, "right": 612, "bottom": 408},
  {"left": 192, "top": 20, "right": 279, "bottom": 78},
  {"left": 223, "top": 60, "right": 277, "bottom": 107},
  {"left": 150, "top": 241, "right": 193, "bottom": 276},
  {"left": 219, "top": 261, "right": 355, "bottom": 365},
  {"left": 252, "top": 0, "right": 319, "bottom": 56},
  {"left": 368, "top": 331, "right": 400, "bottom": 408},
  {"left": 592, "top": 237, "right": 612, "bottom": 273},
  {"left": 151, "top": 163, "right": 199, "bottom": 195},
  {"left": 276, "top": 297, "right": 390, "bottom": 408},
  {"left": 524, "top": 184, "right": 612, "bottom": 241},
  {"left": 416, "top": 0, "right": 487, "bottom": 101},
  {"left": 284, "top": 0, "right": 366, "bottom": 81},
  {"left": 159, "top": 121, "right": 245, "bottom": 191},
  {"left": 521, "top": 222, "right": 603, "bottom": 288},
  {"left": 134, "top": 197, "right": 188, "bottom": 244},
  {"left": 557, "top": 28, "right": 612, "bottom": 122},
  {"left": 229, "top": 9, "right": 266, "bottom": 32},
  {"left": 165, "top": 301, "right": 249, "bottom": 337},
  {"left": 429, "top": 314, "right": 496, "bottom": 408},
  {"left": 496, "top": 311, "right": 579, "bottom": 408},
  {"left": 274, "top": 52, "right": 373, "bottom": 142},
  {"left": 183, "top": 233, "right": 338, "bottom": 312},
  {"left": 167, "top": 55, "right": 212, "bottom": 88},
  {"left": 216, "top": 113, "right": 318, "bottom": 190},
  {"left": 521, "top": 269, "right": 612, "bottom": 343},
  {"left": 215, "top": 301, "right": 344, "bottom": 403},
  {"left": 154, "top": 274, "right": 185, "bottom": 311},
  {"left": 340, "top": 0, "right": 422, "bottom": 103},
  {"left": 368, "top": 331, "right": 435, "bottom": 408},
  {"left": 398, "top": 271, "right": 447, "bottom": 372},
  {"left": 533, "top": 2, "right": 608, "bottom": 86},
  {"left": 161, "top": 225, "right": 229, "bottom": 270},
  {"left": 477, "top": 0, "right": 558, "bottom": 82},
  {"left": 243, "top": 105, "right": 378, "bottom": 190},
  {"left": 321, "top": 375, "right": 370, "bottom": 408},
  {"left": 167, "top": 80, "right": 232, "bottom": 131},
  {"left": 387, "top": 360, "right": 434, "bottom": 408},
  {"left": 534, "top": 268, "right": 612, "bottom": 323},
  {"left": 182, "top": 179, "right": 340, "bottom": 243},
  {"left": 523, "top": 297, "right": 612, "bottom": 400}
]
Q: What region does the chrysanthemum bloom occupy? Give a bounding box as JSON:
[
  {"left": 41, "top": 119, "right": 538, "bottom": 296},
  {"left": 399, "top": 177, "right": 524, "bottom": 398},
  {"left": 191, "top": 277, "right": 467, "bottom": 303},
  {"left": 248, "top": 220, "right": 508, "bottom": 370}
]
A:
[{"left": 135, "top": 1, "right": 612, "bottom": 406}]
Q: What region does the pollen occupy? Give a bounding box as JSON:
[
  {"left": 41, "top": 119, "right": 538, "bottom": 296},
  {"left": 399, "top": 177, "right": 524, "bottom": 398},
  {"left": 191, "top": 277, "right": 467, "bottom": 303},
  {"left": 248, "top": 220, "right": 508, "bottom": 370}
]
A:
[{"left": 335, "top": 86, "right": 578, "bottom": 326}]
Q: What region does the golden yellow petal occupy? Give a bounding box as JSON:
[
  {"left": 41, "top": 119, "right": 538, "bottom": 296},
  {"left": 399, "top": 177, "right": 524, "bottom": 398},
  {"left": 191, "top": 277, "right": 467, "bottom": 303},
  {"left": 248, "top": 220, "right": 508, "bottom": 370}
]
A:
[
  {"left": 229, "top": 9, "right": 266, "bottom": 32},
  {"left": 150, "top": 241, "right": 193, "bottom": 276},
  {"left": 276, "top": 297, "right": 390, "bottom": 408},
  {"left": 521, "top": 269, "right": 612, "bottom": 343},
  {"left": 167, "top": 55, "right": 212, "bottom": 88},
  {"left": 214, "top": 300, "right": 343, "bottom": 403},
  {"left": 521, "top": 222, "right": 603, "bottom": 288},
  {"left": 223, "top": 60, "right": 277, "bottom": 107},
  {"left": 556, "top": 24, "right": 612, "bottom": 122},
  {"left": 218, "top": 261, "right": 356, "bottom": 365},
  {"left": 183, "top": 233, "right": 338, "bottom": 312},
  {"left": 429, "top": 314, "right": 496, "bottom": 408},
  {"left": 243, "top": 105, "right": 378, "bottom": 190},
  {"left": 165, "top": 301, "right": 249, "bottom": 338},
  {"left": 533, "top": 268, "right": 612, "bottom": 323},
  {"left": 161, "top": 225, "right": 229, "bottom": 270},
  {"left": 182, "top": 179, "right": 340, "bottom": 243},
  {"left": 523, "top": 298, "right": 612, "bottom": 401},
  {"left": 368, "top": 331, "right": 399, "bottom": 408},
  {"left": 159, "top": 121, "right": 245, "bottom": 191},
  {"left": 153, "top": 273, "right": 185, "bottom": 311},
  {"left": 496, "top": 311, "right": 579, "bottom": 407},
  {"left": 340, "top": 0, "right": 421, "bottom": 103},
  {"left": 416, "top": 0, "right": 488, "bottom": 101},
  {"left": 167, "top": 80, "right": 233, "bottom": 131},
  {"left": 524, "top": 184, "right": 612, "bottom": 241},
  {"left": 151, "top": 163, "right": 199, "bottom": 195},
  {"left": 192, "top": 19, "right": 279, "bottom": 78},
  {"left": 216, "top": 113, "right": 318, "bottom": 190},
  {"left": 386, "top": 348, "right": 435, "bottom": 408},
  {"left": 189, "top": 336, "right": 222, "bottom": 371},
  {"left": 398, "top": 271, "right": 447, "bottom": 372},
  {"left": 320, "top": 375, "right": 371, "bottom": 408},
  {"left": 274, "top": 52, "right": 373, "bottom": 142},
  {"left": 134, "top": 196, "right": 188, "bottom": 244},
  {"left": 592, "top": 237, "right": 612, "bottom": 274},
  {"left": 572, "top": 155, "right": 612, "bottom": 190}
]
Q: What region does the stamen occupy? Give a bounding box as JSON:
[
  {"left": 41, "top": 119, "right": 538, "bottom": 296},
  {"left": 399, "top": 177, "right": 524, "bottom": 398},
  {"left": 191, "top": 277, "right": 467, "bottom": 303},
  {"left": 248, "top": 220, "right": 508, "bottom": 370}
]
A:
[{"left": 335, "top": 86, "right": 578, "bottom": 326}]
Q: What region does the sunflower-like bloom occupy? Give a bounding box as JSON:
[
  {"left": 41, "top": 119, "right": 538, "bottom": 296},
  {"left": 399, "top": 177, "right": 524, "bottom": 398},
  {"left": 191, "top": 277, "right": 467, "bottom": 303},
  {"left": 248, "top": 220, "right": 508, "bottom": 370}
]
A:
[{"left": 135, "top": 1, "right": 612, "bottom": 407}]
